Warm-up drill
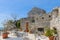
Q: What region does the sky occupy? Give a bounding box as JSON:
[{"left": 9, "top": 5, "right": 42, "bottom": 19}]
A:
[{"left": 0, "top": 0, "right": 60, "bottom": 28}]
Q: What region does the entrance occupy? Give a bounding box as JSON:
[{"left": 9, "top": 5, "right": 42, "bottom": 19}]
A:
[
  {"left": 38, "top": 28, "right": 44, "bottom": 32},
  {"left": 37, "top": 28, "right": 44, "bottom": 35}
]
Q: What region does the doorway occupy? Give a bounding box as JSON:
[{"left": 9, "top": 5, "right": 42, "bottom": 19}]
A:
[{"left": 37, "top": 28, "right": 44, "bottom": 35}]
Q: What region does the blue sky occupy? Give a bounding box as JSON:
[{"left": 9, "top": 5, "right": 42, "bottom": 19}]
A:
[{"left": 0, "top": 0, "right": 60, "bottom": 28}]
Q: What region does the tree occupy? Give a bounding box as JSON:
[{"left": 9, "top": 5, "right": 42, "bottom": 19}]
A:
[
  {"left": 16, "top": 20, "right": 20, "bottom": 29},
  {"left": 3, "top": 14, "right": 20, "bottom": 31},
  {"left": 11, "top": 14, "right": 20, "bottom": 29},
  {"left": 3, "top": 20, "right": 16, "bottom": 30}
]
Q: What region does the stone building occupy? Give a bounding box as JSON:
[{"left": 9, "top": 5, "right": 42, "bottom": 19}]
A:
[
  {"left": 20, "top": 7, "right": 52, "bottom": 34},
  {"left": 20, "top": 7, "right": 60, "bottom": 40},
  {"left": 21, "top": 7, "right": 60, "bottom": 40},
  {"left": 50, "top": 7, "right": 60, "bottom": 40}
]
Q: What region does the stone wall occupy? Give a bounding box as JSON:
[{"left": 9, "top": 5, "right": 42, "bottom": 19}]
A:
[
  {"left": 50, "top": 7, "right": 60, "bottom": 40},
  {"left": 20, "top": 7, "right": 60, "bottom": 39},
  {"left": 20, "top": 7, "right": 52, "bottom": 34}
]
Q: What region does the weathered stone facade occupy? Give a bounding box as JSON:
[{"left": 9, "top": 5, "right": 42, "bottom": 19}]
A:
[
  {"left": 20, "top": 7, "right": 51, "bottom": 34},
  {"left": 20, "top": 7, "right": 60, "bottom": 40},
  {"left": 50, "top": 7, "right": 60, "bottom": 40}
]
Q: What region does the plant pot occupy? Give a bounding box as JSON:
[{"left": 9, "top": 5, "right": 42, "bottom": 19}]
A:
[
  {"left": 49, "top": 36, "right": 54, "bottom": 40},
  {"left": 2, "top": 33, "right": 8, "bottom": 39}
]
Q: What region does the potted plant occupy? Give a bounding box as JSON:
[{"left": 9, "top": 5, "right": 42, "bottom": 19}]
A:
[
  {"left": 45, "top": 28, "right": 55, "bottom": 40},
  {"left": 2, "top": 32, "right": 9, "bottom": 39}
]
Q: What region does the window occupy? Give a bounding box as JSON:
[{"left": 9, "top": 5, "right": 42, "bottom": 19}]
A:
[
  {"left": 42, "top": 17, "right": 44, "bottom": 19},
  {"left": 49, "top": 15, "right": 51, "bottom": 17},
  {"left": 32, "top": 19, "right": 35, "bottom": 23},
  {"left": 31, "top": 17, "right": 35, "bottom": 23}
]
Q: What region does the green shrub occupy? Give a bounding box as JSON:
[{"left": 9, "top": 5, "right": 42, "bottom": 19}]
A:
[{"left": 45, "top": 28, "right": 53, "bottom": 37}]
